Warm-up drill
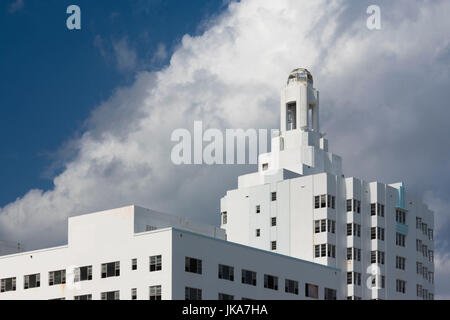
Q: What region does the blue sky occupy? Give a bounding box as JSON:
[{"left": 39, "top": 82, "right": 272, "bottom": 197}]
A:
[
  {"left": 1, "top": 0, "right": 450, "bottom": 297},
  {"left": 0, "top": 0, "right": 226, "bottom": 206}
]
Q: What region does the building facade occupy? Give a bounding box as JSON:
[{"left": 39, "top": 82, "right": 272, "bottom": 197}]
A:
[
  {"left": 220, "top": 68, "right": 435, "bottom": 300},
  {"left": 0, "top": 206, "right": 340, "bottom": 300},
  {"left": 0, "top": 69, "right": 434, "bottom": 300}
]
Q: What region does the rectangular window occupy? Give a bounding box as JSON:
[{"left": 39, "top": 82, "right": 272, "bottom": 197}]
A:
[
  {"left": 371, "top": 203, "right": 376, "bottom": 216},
  {"left": 218, "top": 264, "right": 234, "bottom": 281},
  {"left": 101, "top": 291, "right": 120, "bottom": 300},
  {"left": 331, "top": 196, "right": 336, "bottom": 209},
  {"left": 324, "top": 288, "right": 337, "bottom": 300},
  {"left": 396, "top": 279, "right": 406, "bottom": 294},
  {"left": 49, "top": 270, "right": 66, "bottom": 286},
  {"left": 314, "top": 196, "right": 320, "bottom": 209},
  {"left": 396, "top": 209, "right": 406, "bottom": 224},
  {"left": 417, "top": 284, "right": 423, "bottom": 298},
  {"left": 218, "top": 293, "right": 234, "bottom": 300},
  {"left": 396, "top": 233, "right": 406, "bottom": 247},
  {"left": 24, "top": 273, "right": 40, "bottom": 289},
  {"left": 347, "top": 199, "right": 352, "bottom": 212},
  {"left": 320, "top": 195, "right": 326, "bottom": 208},
  {"left": 416, "top": 239, "right": 422, "bottom": 251},
  {"left": 242, "top": 269, "right": 257, "bottom": 286},
  {"left": 285, "top": 279, "right": 299, "bottom": 295},
  {"left": 327, "top": 195, "right": 331, "bottom": 208},
  {"left": 101, "top": 261, "right": 120, "bottom": 278},
  {"left": 377, "top": 227, "right": 385, "bottom": 241},
  {"left": 396, "top": 256, "right": 406, "bottom": 270},
  {"left": 305, "top": 283, "right": 319, "bottom": 299},
  {"left": 371, "top": 227, "right": 376, "bottom": 240},
  {"left": 321, "top": 219, "right": 326, "bottom": 232},
  {"left": 0, "top": 277, "right": 16, "bottom": 293},
  {"left": 75, "top": 266, "right": 92, "bottom": 282},
  {"left": 314, "top": 220, "right": 320, "bottom": 233},
  {"left": 271, "top": 217, "right": 277, "bottom": 227},
  {"left": 354, "top": 248, "right": 361, "bottom": 262},
  {"left": 264, "top": 274, "right": 278, "bottom": 291},
  {"left": 132, "top": 258, "right": 137, "bottom": 270},
  {"left": 222, "top": 211, "right": 227, "bottom": 225},
  {"left": 131, "top": 288, "right": 137, "bottom": 300},
  {"left": 347, "top": 272, "right": 352, "bottom": 285},
  {"left": 321, "top": 244, "right": 326, "bottom": 257},
  {"left": 149, "top": 285, "right": 162, "bottom": 300},
  {"left": 185, "top": 257, "right": 202, "bottom": 274},
  {"left": 354, "top": 272, "right": 361, "bottom": 286},
  {"left": 256, "top": 205, "right": 260, "bottom": 214},
  {"left": 150, "top": 255, "right": 162, "bottom": 272},
  {"left": 74, "top": 294, "right": 92, "bottom": 300},
  {"left": 256, "top": 229, "right": 260, "bottom": 237},
  {"left": 371, "top": 250, "right": 377, "bottom": 264},
  {"left": 347, "top": 223, "right": 352, "bottom": 236},
  {"left": 327, "top": 244, "right": 336, "bottom": 258},
  {"left": 271, "top": 192, "right": 277, "bottom": 201},
  {"left": 185, "top": 287, "right": 202, "bottom": 300},
  {"left": 314, "top": 245, "right": 320, "bottom": 258},
  {"left": 328, "top": 219, "right": 336, "bottom": 234},
  {"left": 356, "top": 200, "right": 361, "bottom": 213},
  {"left": 347, "top": 248, "right": 352, "bottom": 260},
  {"left": 271, "top": 241, "right": 277, "bottom": 251},
  {"left": 262, "top": 163, "right": 268, "bottom": 171}
]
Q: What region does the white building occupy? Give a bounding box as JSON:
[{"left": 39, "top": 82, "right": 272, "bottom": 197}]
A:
[
  {"left": 0, "top": 69, "right": 434, "bottom": 300},
  {"left": 220, "top": 68, "right": 435, "bottom": 300},
  {"left": 0, "top": 205, "right": 340, "bottom": 300}
]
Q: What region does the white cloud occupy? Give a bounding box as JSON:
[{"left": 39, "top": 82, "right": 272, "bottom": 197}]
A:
[
  {"left": 94, "top": 36, "right": 138, "bottom": 73},
  {"left": 2, "top": 0, "right": 450, "bottom": 295},
  {"left": 152, "top": 43, "right": 168, "bottom": 62},
  {"left": 112, "top": 37, "right": 138, "bottom": 72}
]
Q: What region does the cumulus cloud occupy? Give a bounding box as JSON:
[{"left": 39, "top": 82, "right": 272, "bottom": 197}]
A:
[{"left": 1, "top": 0, "right": 450, "bottom": 296}]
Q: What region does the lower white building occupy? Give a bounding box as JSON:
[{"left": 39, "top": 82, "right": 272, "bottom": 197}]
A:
[{"left": 0, "top": 205, "right": 340, "bottom": 300}]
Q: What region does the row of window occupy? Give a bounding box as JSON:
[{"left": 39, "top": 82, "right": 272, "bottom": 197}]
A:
[
  {"left": 314, "top": 244, "right": 336, "bottom": 259},
  {"left": 347, "top": 223, "right": 361, "bottom": 237},
  {"left": 0, "top": 255, "right": 162, "bottom": 293},
  {"left": 185, "top": 257, "right": 336, "bottom": 298},
  {"left": 371, "top": 227, "right": 385, "bottom": 241},
  {"left": 416, "top": 239, "right": 434, "bottom": 261},
  {"left": 417, "top": 285, "right": 434, "bottom": 300},
  {"left": 371, "top": 203, "right": 385, "bottom": 217},
  {"left": 314, "top": 195, "right": 336, "bottom": 209},
  {"left": 370, "top": 250, "right": 385, "bottom": 265},
  {"left": 314, "top": 219, "right": 336, "bottom": 234},
  {"left": 186, "top": 284, "right": 336, "bottom": 300},
  {"left": 416, "top": 217, "right": 433, "bottom": 240},
  {"left": 347, "top": 248, "right": 361, "bottom": 261},
  {"left": 416, "top": 262, "right": 434, "bottom": 284},
  {"left": 347, "top": 199, "right": 361, "bottom": 213},
  {"left": 49, "top": 286, "right": 162, "bottom": 300}
]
